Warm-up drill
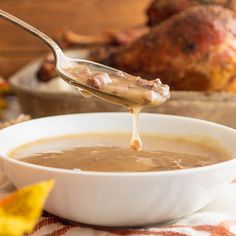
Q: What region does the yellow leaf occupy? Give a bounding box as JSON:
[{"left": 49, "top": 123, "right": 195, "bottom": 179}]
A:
[{"left": 0, "top": 180, "right": 54, "bottom": 236}]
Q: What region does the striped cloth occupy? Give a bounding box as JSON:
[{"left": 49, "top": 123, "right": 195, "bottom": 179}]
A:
[{"left": 1, "top": 172, "right": 236, "bottom": 236}]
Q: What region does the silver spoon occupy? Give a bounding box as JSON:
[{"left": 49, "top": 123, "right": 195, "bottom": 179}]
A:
[{"left": 0, "top": 9, "right": 169, "bottom": 107}]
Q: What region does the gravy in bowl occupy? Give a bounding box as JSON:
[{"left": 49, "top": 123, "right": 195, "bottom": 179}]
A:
[{"left": 9, "top": 132, "right": 230, "bottom": 172}]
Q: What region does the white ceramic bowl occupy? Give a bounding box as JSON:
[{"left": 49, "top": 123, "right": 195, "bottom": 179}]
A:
[{"left": 0, "top": 113, "right": 236, "bottom": 227}]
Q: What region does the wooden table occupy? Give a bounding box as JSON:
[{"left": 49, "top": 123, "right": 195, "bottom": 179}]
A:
[{"left": 0, "top": 0, "right": 150, "bottom": 78}]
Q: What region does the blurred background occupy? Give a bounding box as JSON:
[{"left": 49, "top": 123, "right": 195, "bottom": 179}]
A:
[
  {"left": 1, "top": 0, "right": 236, "bottom": 129},
  {"left": 0, "top": 0, "right": 150, "bottom": 78}
]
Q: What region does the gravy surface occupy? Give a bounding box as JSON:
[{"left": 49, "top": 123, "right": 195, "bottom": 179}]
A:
[{"left": 9, "top": 133, "right": 231, "bottom": 172}]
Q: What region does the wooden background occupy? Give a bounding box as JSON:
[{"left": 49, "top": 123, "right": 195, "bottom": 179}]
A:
[{"left": 0, "top": 0, "right": 151, "bottom": 78}]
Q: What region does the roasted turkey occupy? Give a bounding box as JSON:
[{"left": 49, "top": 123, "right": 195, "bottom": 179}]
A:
[
  {"left": 91, "top": 5, "right": 236, "bottom": 92},
  {"left": 147, "top": 0, "right": 236, "bottom": 26}
]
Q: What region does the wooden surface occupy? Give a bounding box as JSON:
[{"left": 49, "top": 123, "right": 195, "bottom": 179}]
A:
[{"left": 0, "top": 0, "right": 151, "bottom": 78}]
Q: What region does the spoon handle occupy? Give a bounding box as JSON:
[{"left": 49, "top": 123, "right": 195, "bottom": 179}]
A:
[{"left": 0, "top": 9, "right": 63, "bottom": 62}]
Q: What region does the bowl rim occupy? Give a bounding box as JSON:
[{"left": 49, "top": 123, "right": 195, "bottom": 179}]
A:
[{"left": 1, "top": 112, "right": 236, "bottom": 177}]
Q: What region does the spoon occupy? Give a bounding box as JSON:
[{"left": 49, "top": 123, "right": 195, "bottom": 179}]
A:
[{"left": 0, "top": 9, "right": 169, "bottom": 107}]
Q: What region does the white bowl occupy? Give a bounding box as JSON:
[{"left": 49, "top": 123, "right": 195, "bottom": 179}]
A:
[{"left": 0, "top": 113, "right": 236, "bottom": 227}]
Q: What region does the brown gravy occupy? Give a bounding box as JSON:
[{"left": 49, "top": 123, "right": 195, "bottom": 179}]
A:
[{"left": 9, "top": 133, "right": 231, "bottom": 172}]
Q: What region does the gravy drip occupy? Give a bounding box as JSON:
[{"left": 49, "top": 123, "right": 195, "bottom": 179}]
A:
[{"left": 129, "top": 106, "right": 143, "bottom": 151}]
